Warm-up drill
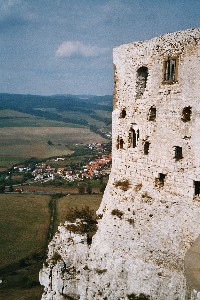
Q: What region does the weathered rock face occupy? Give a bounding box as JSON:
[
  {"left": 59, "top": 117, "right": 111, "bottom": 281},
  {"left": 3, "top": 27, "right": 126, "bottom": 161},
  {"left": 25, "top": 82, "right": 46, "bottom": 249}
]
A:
[{"left": 40, "top": 28, "right": 200, "bottom": 299}]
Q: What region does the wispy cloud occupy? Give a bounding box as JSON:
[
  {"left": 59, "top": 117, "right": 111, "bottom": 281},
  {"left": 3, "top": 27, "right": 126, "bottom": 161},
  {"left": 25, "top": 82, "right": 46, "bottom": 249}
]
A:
[{"left": 55, "top": 41, "right": 109, "bottom": 58}]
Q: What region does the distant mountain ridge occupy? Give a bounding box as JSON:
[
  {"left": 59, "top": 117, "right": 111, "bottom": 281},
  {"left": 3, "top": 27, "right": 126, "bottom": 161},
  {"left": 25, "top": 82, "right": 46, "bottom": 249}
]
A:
[{"left": 0, "top": 93, "right": 112, "bottom": 136}]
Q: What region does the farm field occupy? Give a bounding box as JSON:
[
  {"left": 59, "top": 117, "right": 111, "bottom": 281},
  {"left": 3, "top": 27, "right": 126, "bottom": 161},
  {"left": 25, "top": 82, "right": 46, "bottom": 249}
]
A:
[
  {"left": 0, "top": 193, "right": 102, "bottom": 300},
  {"left": 0, "top": 194, "right": 51, "bottom": 270},
  {"left": 0, "top": 127, "right": 107, "bottom": 169}
]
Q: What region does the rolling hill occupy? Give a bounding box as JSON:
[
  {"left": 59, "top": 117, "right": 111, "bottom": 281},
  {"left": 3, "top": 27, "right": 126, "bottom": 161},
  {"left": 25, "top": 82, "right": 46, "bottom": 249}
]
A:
[{"left": 0, "top": 93, "right": 112, "bottom": 132}]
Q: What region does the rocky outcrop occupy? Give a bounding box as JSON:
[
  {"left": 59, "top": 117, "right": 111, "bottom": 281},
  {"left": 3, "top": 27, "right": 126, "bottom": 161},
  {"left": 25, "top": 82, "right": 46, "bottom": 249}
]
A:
[
  {"left": 40, "top": 28, "right": 200, "bottom": 299},
  {"left": 39, "top": 222, "right": 90, "bottom": 300}
]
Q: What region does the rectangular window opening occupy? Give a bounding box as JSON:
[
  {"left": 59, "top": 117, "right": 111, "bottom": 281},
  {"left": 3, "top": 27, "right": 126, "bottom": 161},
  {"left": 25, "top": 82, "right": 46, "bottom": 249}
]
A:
[
  {"left": 181, "top": 106, "right": 192, "bottom": 122},
  {"left": 144, "top": 141, "right": 150, "bottom": 155},
  {"left": 155, "top": 173, "right": 166, "bottom": 187},
  {"left": 174, "top": 146, "right": 183, "bottom": 161},
  {"left": 194, "top": 181, "right": 200, "bottom": 196},
  {"left": 163, "top": 58, "right": 177, "bottom": 82},
  {"left": 148, "top": 107, "right": 156, "bottom": 121}
]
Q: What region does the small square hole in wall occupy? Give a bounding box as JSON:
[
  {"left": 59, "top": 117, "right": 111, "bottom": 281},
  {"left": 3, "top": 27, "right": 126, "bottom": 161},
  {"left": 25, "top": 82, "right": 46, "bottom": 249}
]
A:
[
  {"left": 155, "top": 173, "right": 166, "bottom": 187},
  {"left": 181, "top": 106, "right": 192, "bottom": 122}
]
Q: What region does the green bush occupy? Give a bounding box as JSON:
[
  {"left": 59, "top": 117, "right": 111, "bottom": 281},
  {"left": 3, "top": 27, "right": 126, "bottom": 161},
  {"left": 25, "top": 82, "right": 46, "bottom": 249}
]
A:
[{"left": 65, "top": 206, "right": 97, "bottom": 234}]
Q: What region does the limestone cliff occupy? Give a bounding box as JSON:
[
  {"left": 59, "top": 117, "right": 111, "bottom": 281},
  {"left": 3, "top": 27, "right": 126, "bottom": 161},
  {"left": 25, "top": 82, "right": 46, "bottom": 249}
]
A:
[{"left": 40, "top": 28, "right": 200, "bottom": 300}]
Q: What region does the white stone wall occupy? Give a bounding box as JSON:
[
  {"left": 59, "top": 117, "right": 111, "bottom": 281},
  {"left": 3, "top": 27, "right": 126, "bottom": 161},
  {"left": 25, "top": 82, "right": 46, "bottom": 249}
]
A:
[{"left": 40, "top": 29, "right": 200, "bottom": 300}]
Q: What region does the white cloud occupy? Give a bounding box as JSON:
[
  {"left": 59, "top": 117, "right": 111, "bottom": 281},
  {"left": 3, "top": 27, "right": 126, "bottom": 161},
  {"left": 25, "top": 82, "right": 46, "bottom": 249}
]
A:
[{"left": 55, "top": 41, "right": 109, "bottom": 58}]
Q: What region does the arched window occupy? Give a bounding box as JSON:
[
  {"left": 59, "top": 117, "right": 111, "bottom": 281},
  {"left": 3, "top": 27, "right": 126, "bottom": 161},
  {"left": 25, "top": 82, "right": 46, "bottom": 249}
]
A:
[{"left": 136, "top": 66, "right": 148, "bottom": 99}]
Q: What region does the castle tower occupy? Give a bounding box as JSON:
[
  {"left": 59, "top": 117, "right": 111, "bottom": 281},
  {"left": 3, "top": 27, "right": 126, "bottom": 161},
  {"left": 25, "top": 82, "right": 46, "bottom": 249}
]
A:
[{"left": 91, "top": 28, "right": 200, "bottom": 299}]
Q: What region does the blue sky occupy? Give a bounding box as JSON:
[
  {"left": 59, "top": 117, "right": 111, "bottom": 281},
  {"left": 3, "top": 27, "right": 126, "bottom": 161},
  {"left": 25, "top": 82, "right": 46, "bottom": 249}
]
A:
[{"left": 0, "top": 0, "right": 199, "bottom": 96}]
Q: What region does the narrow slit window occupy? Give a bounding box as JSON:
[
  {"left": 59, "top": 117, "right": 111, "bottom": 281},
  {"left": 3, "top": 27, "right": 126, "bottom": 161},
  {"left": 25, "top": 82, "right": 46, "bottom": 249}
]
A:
[
  {"left": 148, "top": 107, "right": 156, "bottom": 121},
  {"left": 133, "top": 129, "right": 137, "bottom": 148},
  {"left": 181, "top": 106, "right": 192, "bottom": 122},
  {"left": 164, "top": 58, "right": 177, "bottom": 82},
  {"left": 144, "top": 141, "right": 150, "bottom": 155},
  {"left": 116, "top": 136, "right": 120, "bottom": 150},
  {"left": 155, "top": 173, "right": 166, "bottom": 187},
  {"left": 174, "top": 146, "right": 183, "bottom": 160},
  {"left": 194, "top": 181, "right": 200, "bottom": 196},
  {"left": 117, "top": 136, "right": 124, "bottom": 150},
  {"left": 119, "top": 138, "right": 124, "bottom": 149}
]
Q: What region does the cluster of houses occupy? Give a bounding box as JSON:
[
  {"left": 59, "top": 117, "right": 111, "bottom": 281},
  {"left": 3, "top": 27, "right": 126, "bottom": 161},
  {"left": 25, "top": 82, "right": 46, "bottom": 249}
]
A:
[
  {"left": 81, "top": 154, "right": 111, "bottom": 179},
  {"left": 31, "top": 154, "right": 111, "bottom": 183},
  {"left": 13, "top": 143, "right": 112, "bottom": 184}
]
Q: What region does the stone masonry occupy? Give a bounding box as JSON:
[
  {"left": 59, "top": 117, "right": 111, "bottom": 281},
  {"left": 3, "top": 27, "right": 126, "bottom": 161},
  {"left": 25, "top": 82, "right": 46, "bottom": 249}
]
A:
[{"left": 40, "top": 28, "right": 200, "bottom": 299}]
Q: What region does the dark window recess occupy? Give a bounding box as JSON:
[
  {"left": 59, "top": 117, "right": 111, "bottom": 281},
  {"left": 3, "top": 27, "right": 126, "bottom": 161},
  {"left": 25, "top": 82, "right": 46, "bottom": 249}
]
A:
[
  {"left": 148, "top": 107, "right": 156, "bottom": 121},
  {"left": 174, "top": 146, "right": 183, "bottom": 160},
  {"left": 117, "top": 136, "right": 124, "bottom": 149},
  {"left": 181, "top": 106, "right": 192, "bottom": 122},
  {"left": 164, "top": 59, "right": 177, "bottom": 82},
  {"left": 144, "top": 141, "right": 150, "bottom": 155},
  {"left": 119, "top": 138, "right": 124, "bottom": 149},
  {"left": 136, "top": 66, "right": 148, "bottom": 98},
  {"left": 155, "top": 173, "right": 166, "bottom": 187},
  {"left": 129, "top": 128, "right": 139, "bottom": 148},
  {"left": 194, "top": 181, "right": 200, "bottom": 196},
  {"left": 120, "top": 109, "right": 126, "bottom": 118}
]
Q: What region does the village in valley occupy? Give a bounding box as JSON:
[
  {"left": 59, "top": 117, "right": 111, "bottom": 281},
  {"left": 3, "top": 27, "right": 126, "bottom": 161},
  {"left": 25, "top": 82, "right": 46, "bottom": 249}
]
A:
[{"left": 10, "top": 142, "right": 112, "bottom": 193}]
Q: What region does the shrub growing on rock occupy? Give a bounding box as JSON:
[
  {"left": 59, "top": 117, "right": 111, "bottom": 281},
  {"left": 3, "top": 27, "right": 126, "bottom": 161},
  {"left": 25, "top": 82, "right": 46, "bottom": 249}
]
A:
[
  {"left": 65, "top": 206, "right": 97, "bottom": 235},
  {"left": 113, "top": 179, "right": 130, "bottom": 191},
  {"left": 111, "top": 209, "right": 124, "bottom": 219}
]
